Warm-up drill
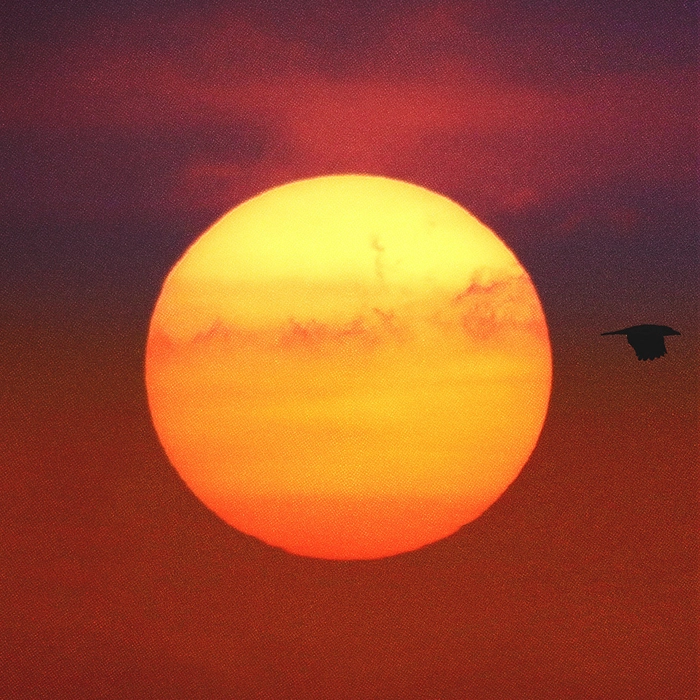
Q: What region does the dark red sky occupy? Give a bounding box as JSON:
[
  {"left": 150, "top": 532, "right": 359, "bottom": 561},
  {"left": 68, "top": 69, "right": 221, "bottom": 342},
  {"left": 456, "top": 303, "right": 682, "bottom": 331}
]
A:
[{"left": 1, "top": 1, "right": 697, "bottom": 697}]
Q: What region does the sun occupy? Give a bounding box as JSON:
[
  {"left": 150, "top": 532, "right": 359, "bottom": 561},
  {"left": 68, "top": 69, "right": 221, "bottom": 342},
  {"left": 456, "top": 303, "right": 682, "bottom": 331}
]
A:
[{"left": 145, "top": 175, "right": 552, "bottom": 559}]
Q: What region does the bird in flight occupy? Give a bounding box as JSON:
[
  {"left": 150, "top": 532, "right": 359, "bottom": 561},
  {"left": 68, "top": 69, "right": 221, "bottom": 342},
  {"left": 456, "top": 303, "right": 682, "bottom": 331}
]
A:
[{"left": 601, "top": 324, "right": 681, "bottom": 361}]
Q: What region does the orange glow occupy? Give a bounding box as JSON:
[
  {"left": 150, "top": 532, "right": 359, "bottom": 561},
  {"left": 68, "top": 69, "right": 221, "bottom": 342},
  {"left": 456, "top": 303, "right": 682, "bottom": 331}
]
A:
[{"left": 145, "top": 175, "right": 552, "bottom": 559}]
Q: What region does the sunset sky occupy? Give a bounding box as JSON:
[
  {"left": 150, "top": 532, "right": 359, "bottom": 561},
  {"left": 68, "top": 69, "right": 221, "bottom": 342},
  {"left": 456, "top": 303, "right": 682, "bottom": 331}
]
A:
[{"left": 1, "top": 0, "right": 697, "bottom": 697}]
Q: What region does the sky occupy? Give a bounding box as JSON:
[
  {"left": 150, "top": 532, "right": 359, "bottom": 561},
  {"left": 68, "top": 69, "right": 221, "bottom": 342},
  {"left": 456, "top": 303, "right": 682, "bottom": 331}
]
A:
[{"left": 1, "top": 0, "right": 697, "bottom": 697}]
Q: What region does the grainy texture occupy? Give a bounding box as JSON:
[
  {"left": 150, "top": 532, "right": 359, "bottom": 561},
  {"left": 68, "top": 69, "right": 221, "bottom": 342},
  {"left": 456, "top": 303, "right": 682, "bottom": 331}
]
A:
[{"left": 1, "top": 0, "right": 697, "bottom": 697}]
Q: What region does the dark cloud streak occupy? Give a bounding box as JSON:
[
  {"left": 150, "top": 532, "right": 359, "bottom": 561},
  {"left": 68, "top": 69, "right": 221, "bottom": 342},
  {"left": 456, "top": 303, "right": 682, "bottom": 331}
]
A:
[{"left": 2, "top": 0, "right": 694, "bottom": 227}]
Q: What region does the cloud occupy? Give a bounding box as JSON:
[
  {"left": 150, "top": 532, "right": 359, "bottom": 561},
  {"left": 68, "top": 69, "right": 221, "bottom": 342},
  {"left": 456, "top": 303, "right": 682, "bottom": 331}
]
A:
[
  {"left": 171, "top": 65, "right": 693, "bottom": 218},
  {"left": 2, "top": 5, "right": 695, "bottom": 225}
]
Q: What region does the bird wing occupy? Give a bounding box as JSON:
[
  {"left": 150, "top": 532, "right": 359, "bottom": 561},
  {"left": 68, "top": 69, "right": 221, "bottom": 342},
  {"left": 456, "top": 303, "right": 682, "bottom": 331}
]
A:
[{"left": 627, "top": 333, "right": 666, "bottom": 360}]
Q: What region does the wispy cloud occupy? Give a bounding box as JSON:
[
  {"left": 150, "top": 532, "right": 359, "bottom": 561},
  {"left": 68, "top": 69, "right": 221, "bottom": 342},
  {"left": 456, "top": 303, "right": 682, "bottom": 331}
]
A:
[{"left": 2, "top": 4, "right": 694, "bottom": 224}]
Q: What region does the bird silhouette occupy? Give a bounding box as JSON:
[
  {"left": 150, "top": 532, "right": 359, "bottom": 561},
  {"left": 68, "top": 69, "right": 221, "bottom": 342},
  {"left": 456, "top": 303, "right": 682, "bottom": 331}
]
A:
[{"left": 601, "top": 324, "right": 680, "bottom": 360}]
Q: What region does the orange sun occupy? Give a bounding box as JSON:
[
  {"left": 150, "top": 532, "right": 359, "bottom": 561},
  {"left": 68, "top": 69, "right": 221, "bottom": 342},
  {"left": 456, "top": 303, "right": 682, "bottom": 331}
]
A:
[{"left": 145, "top": 175, "right": 552, "bottom": 559}]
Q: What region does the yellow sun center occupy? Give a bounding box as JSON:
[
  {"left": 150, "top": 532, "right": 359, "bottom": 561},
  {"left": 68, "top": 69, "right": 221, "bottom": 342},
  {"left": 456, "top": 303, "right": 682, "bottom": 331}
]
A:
[{"left": 145, "top": 175, "right": 552, "bottom": 559}]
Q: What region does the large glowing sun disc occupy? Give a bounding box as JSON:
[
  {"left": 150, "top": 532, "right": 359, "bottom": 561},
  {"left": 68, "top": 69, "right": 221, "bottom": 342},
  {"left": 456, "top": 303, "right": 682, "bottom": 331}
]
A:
[{"left": 145, "top": 175, "right": 552, "bottom": 559}]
